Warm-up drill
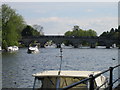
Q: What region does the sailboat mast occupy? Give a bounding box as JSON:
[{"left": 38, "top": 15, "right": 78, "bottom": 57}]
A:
[
  {"left": 56, "top": 47, "right": 63, "bottom": 89},
  {"left": 58, "top": 47, "right": 63, "bottom": 75}
]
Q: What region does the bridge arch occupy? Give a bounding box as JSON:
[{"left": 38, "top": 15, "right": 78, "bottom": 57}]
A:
[{"left": 21, "top": 36, "right": 117, "bottom": 48}]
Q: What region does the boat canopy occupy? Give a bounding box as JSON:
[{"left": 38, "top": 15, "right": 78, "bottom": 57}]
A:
[
  {"left": 32, "top": 70, "right": 101, "bottom": 77},
  {"left": 32, "top": 71, "right": 108, "bottom": 88}
]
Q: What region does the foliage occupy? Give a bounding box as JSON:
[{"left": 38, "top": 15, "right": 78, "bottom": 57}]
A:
[
  {"left": 64, "top": 26, "right": 97, "bottom": 46},
  {"left": 64, "top": 26, "right": 97, "bottom": 37},
  {"left": 2, "top": 4, "right": 25, "bottom": 49},
  {"left": 21, "top": 25, "right": 40, "bottom": 36},
  {"left": 33, "top": 24, "right": 44, "bottom": 35},
  {"left": 99, "top": 26, "right": 120, "bottom": 46},
  {"left": 100, "top": 27, "right": 120, "bottom": 39}
]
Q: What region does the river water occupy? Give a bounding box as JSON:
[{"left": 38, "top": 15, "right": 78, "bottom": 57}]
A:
[{"left": 2, "top": 47, "right": 119, "bottom": 88}]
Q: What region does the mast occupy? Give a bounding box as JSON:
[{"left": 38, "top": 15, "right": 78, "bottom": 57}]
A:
[
  {"left": 56, "top": 47, "right": 63, "bottom": 89},
  {"left": 58, "top": 47, "right": 63, "bottom": 75}
]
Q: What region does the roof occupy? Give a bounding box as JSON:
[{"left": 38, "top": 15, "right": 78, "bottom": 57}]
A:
[{"left": 32, "top": 70, "right": 101, "bottom": 77}]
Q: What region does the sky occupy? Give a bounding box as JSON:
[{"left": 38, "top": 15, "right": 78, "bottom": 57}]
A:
[{"left": 2, "top": 1, "right": 118, "bottom": 36}]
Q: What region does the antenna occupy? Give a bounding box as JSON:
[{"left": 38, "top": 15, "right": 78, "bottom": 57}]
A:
[
  {"left": 58, "top": 47, "right": 63, "bottom": 75},
  {"left": 56, "top": 47, "right": 63, "bottom": 89}
]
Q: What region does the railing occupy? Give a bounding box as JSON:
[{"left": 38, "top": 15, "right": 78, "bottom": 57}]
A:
[{"left": 62, "top": 64, "right": 120, "bottom": 90}]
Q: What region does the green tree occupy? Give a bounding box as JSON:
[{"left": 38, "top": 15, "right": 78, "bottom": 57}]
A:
[
  {"left": 2, "top": 4, "right": 25, "bottom": 49},
  {"left": 100, "top": 32, "right": 108, "bottom": 37},
  {"left": 87, "top": 29, "right": 97, "bottom": 36},
  {"left": 21, "top": 25, "right": 40, "bottom": 37},
  {"left": 65, "top": 31, "right": 72, "bottom": 36},
  {"left": 33, "top": 24, "right": 44, "bottom": 35},
  {"left": 64, "top": 26, "right": 97, "bottom": 37}
]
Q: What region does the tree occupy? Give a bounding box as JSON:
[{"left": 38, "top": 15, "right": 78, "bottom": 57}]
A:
[
  {"left": 65, "top": 31, "right": 72, "bottom": 36},
  {"left": 110, "top": 28, "right": 115, "bottom": 33},
  {"left": 73, "top": 25, "right": 79, "bottom": 31},
  {"left": 2, "top": 4, "right": 25, "bottom": 49},
  {"left": 64, "top": 26, "right": 97, "bottom": 37},
  {"left": 100, "top": 32, "right": 107, "bottom": 37},
  {"left": 87, "top": 29, "right": 97, "bottom": 36},
  {"left": 21, "top": 25, "right": 40, "bottom": 36},
  {"left": 33, "top": 24, "right": 44, "bottom": 35}
]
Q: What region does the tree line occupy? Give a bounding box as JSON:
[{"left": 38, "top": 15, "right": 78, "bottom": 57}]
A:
[
  {"left": 100, "top": 26, "right": 120, "bottom": 40},
  {"left": 64, "top": 25, "right": 97, "bottom": 37},
  {"left": 2, "top": 4, "right": 43, "bottom": 50},
  {"left": 64, "top": 25, "right": 120, "bottom": 40},
  {"left": 64, "top": 26, "right": 120, "bottom": 46},
  {"left": 1, "top": 4, "right": 120, "bottom": 49}
]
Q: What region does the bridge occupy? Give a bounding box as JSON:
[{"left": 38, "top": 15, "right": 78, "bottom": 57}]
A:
[{"left": 20, "top": 36, "right": 118, "bottom": 48}]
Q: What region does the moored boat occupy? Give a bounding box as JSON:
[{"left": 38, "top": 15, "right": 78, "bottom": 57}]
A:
[
  {"left": 27, "top": 45, "right": 39, "bottom": 54},
  {"left": 7, "top": 46, "right": 19, "bottom": 52},
  {"left": 45, "top": 44, "right": 56, "bottom": 48},
  {"left": 32, "top": 70, "right": 108, "bottom": 89},
  {"left": 32, "top": 48, "right": 108, "bottom": 89},
  {"left": 0, "top": 46, "right": 1, "bottom": 51}
]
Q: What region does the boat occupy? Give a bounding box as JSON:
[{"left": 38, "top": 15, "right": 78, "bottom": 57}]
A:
[
  {"left": 32, "top": 48, "right": 108, "bottom": 89},
  {"left": 32, "top": 70, "right": 108, "bottom": 89},
  {"left": 7, "top": 46, "right": 19, "bottom": 51},
  {"left": 27, "top": 45, "right": 39, "bottom": 54},
  {"left": 0, "top": 46, "right": 1, "bottom": 51},
  {"left": 112, "top": 44, "right": 117, "bottom": 48},
  {"left": 45, "top": 44, "right": 57, "bottom": 48},
  {"left": 61, "top": 44, "right": 73, "bottom": 49}
]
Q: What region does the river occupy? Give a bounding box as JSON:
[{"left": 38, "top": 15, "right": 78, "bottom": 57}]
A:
[{"left": 2, "top": 47, "right": 119, "bottom": 88}]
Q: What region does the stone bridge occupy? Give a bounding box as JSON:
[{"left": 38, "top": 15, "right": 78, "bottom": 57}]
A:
[{"left": 20, "top": 36, "right": 118, "bottom": 48}]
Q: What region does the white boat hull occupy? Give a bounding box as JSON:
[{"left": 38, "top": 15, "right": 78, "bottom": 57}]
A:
[
  {"left": 7, "top": 46, "right": 19, "bottom": 51},
  {"left": 27, "top": 46, "right": 39, "bottom": 54}
]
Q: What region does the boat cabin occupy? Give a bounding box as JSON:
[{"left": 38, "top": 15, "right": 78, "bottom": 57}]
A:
[{"left": 32, "top": 70, "right": 108, "bottom": 89}]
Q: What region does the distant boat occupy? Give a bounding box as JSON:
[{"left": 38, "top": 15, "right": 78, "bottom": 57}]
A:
[
  {"left": 61, "top": 44, "right": 73, "bottom": 49},
  {"left": 7, "top": 46, "right": 19, "bottom": 52},
  {"left": 45, "top": 44, "right": 56, "bottom": 48},
  {"left": 0, "top": 46, "right": 1, "bottom": 51},
  {"left": 112, "top": 44, "right": 116, "bottom": 48},
  {"left": 27, "top": 45, "right": 39, "bottom": 54},
  {"left": 32, "top": 70, "right": 108, "bottom": 89}
]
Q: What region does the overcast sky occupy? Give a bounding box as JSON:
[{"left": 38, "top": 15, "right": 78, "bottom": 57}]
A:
[{"left": 2, "top": 2, "right": 118, "bottom": 36}]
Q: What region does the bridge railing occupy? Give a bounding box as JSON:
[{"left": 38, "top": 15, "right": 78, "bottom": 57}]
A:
[{"left": 61, "top": 64, "right": 120, "bottom": 90}]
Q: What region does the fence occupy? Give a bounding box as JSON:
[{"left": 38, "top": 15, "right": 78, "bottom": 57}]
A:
[{"left": 62, "top": 64, "right": 120, "bottom": 90}]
